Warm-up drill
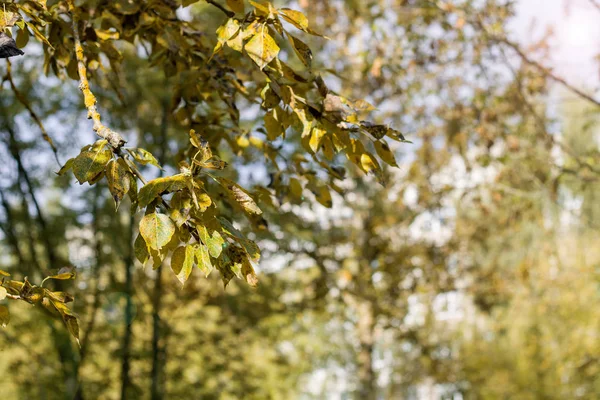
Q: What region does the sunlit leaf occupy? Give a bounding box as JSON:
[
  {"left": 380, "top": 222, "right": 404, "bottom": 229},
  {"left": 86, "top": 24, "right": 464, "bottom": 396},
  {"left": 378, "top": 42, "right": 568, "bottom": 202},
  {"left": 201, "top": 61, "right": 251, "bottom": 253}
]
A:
[
  {"left": 216, "top": 177, "right": 262, "bottom": 215},
  {"left": 72, "top": 142, "right": 112, "bottom": 184},
  {"left": 171, "top": 245, "right": 194, "bottom": 285},
  {"left": 198, "top": 225, "right": 224, "bottom": 258},
  {"left": 106, "top": 158, "right": 131, "bottom": 209},
  {"left": 126, "top": 148, "right": 161, "bottom": 169},
  {"left": 194, "top": 243, "right": 213, "bottom": 277},
  {"left": 245, "top": 26, "right": 280, "bottom": 70},
  {"left": 138, "top": 174, "right": 188, "bottom": 209},
  {"left": 139, "top": 213, "right": 176, "bottom": 251}
]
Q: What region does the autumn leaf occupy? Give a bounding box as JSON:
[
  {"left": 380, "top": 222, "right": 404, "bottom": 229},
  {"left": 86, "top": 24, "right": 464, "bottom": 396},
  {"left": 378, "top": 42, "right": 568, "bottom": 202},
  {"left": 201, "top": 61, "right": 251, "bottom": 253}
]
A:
[
  {"left": 245, "top": 25, "right": 280, "bottom": 70},
  {"left": 139, "top": 213, "right": 176, "bottom": 251},
  {"left": 106, "top": 158, "right": 131, "bottom": 209},
  {"left": 216, "top": 177, "right": 262, "bottom": 215},
  {"left": 171, "top": 245, "right": 194, "bottom": 285},
  {"left": 126, "top": 148, "right": 161, "bottom": 169},
  {"left": 194, "top": 243, "right": 213, "bottom": 277},
  {"left": 138, "top": 174, "right": 188, "bottom": 209},
  {"left": 198, "top": 225, "right": 225, "bottom": 258},
  {"left": 72, "top": 142, "right": 112, "bottom": 184}
]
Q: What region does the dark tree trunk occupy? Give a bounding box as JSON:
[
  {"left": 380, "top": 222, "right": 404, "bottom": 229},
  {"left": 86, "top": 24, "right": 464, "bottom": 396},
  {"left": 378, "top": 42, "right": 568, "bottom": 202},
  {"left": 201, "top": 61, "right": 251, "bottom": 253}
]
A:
[{"left": 120, "top": 213, "right": 135, "bottom": 399}]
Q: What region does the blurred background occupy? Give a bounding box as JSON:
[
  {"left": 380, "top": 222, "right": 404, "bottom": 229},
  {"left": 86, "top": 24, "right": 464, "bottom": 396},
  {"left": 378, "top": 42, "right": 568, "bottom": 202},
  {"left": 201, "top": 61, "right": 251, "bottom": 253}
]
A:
[{"left": 1, "top": 0, "right": 600, "bottom": 399}]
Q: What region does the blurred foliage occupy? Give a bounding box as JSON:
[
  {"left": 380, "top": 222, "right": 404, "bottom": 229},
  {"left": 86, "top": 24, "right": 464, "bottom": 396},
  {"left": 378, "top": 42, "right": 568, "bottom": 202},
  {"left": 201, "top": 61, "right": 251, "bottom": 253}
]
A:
[{"left": 1, "top": 0, "right": 600, "bottom": 399}]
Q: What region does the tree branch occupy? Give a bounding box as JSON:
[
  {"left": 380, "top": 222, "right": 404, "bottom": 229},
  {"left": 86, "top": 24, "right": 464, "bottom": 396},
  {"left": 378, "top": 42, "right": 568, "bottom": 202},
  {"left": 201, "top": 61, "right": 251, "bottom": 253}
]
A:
[
  {"left": 205, "top": 0, "right": 235, "bottom": 18},
  {"left": 5, "top": 60, "right": 60, "bottom": 165},
  {"left": 496, "top": 37, "right": 600, "bottom": 108},
  {"left": 67, "top": 0, "right": 126, "bottom": 150}
]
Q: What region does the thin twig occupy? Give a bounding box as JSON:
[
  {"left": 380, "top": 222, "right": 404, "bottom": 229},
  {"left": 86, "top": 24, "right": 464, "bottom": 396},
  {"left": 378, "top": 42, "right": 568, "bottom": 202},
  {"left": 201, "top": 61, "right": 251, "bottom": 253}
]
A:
[
  {"left": 495, "top": 36, "right": 600, "bottom": 108},
  {"left": 205, "top": 0, "right": 235, "bottom": 17},
  {"left": 589, "top": 0, "right": 600, "bottom": 13},
  {"left": 5, "top": 60, "right": 61, "bottom": 166},
  {"left": 67, "top": 0, "right": 126, "bottom": 151}
]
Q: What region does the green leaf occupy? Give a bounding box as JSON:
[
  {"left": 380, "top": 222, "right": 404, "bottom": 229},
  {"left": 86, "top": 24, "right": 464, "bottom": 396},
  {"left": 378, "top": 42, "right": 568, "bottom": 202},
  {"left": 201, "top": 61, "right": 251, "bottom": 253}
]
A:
[
  {"left": 216, "top": 177, "right": 262, "bottom": 215},
  {"left": 106, "top": 159, "right": 131, "bottom": 209},
  {"left": 139, "top": 213, "right": 176, "bottom": 251},
  {"left": 138, "top": 174, "right": 188, "bottom": 209},
  {"left": 0, "top": 270, "right": 10, "bottom": 277},
  {"left": 198, "top": 225, "right": 224, "bottom": 258},
  {"left": 245, "top": 26, "right": 280, "bottom": 70},
  {"left": 72, "top": 143, "right": 112, "bottom": 184},
  {"left": 0, "top": 305, "right": 9, "bottom": 328}
]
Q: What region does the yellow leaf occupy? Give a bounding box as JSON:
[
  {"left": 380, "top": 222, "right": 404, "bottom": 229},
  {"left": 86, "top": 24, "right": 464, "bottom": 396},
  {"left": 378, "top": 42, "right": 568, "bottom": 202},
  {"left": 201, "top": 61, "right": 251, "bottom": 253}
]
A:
[
  {"left": 212, "top": 18, "right": 240, "bottom": 58},
  {"left": 264, "top": 108, "right": 283, "bottom": 140},
  {"left": 126, "top": 148, "right": 161, "bottom": 169},
  {"left": 139, "top": 213, "right": 176, "bottom": 251},
  {"left": 279, "top": 9, "right": 309, "bottom": 30},
  {"left": 289, "top": 177, "right": 303, "bottom": 199},
  {"left": 171, "top": 245, "right": 194, "bottom": 285},
  {"left": 216, "top": 177, "right": 262, "bottom": 215},
  {"left": 374, "top": 140, "right": 398, "bottom": 167},
  {"left": 138, "top": 174, "right": 188, "bottom": 209},
  {"left": 194, "top": 243, "right": 213, "bottom": 277},
  {"left": 198, "top": 225, "right": 224, "bottom": 258},
  {"left": 245, "top": 26, "right": 280, "bottom": 70},
  {"left": 72, "top": 144, "right": 112, "bottom": 184},
  {"left": 287, "top": 34, "right": 312, "bottom": 67},
  {"left": 309, "top": 126, "right": 327, "bottom": 153},
  {"left": 106, "top": 159, "right": 131, "bottom": 209},
  {"left": 315, "top": 186, "right": 332, "bottom": 208}
]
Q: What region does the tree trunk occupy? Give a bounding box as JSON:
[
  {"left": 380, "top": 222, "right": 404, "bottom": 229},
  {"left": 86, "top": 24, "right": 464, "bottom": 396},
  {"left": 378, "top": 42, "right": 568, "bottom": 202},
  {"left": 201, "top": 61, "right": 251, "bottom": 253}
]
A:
[
  {"left": 150, "top": 100, "right": 169, "bottom": 400},
  {"left": 357, "top": 301, "right": 376, "bottom": 400},
  {"left": 120, "top": 213, "right": 135, "bottom": 399}
]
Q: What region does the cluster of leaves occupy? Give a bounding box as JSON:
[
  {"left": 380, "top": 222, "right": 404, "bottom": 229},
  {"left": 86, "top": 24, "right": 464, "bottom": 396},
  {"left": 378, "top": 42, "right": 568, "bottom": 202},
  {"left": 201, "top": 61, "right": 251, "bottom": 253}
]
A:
[
  {"left": 58, "top": 131, "right": 260, "bottom": 287},
  {"left": 0, "top": 267, "right": 79, "bottom": 343},
  {"left": 207, "top": 0, "right": 406, "bottom": 197},
  {"left": 0, "top": 0, "right": 409, "bottom": 346}
]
